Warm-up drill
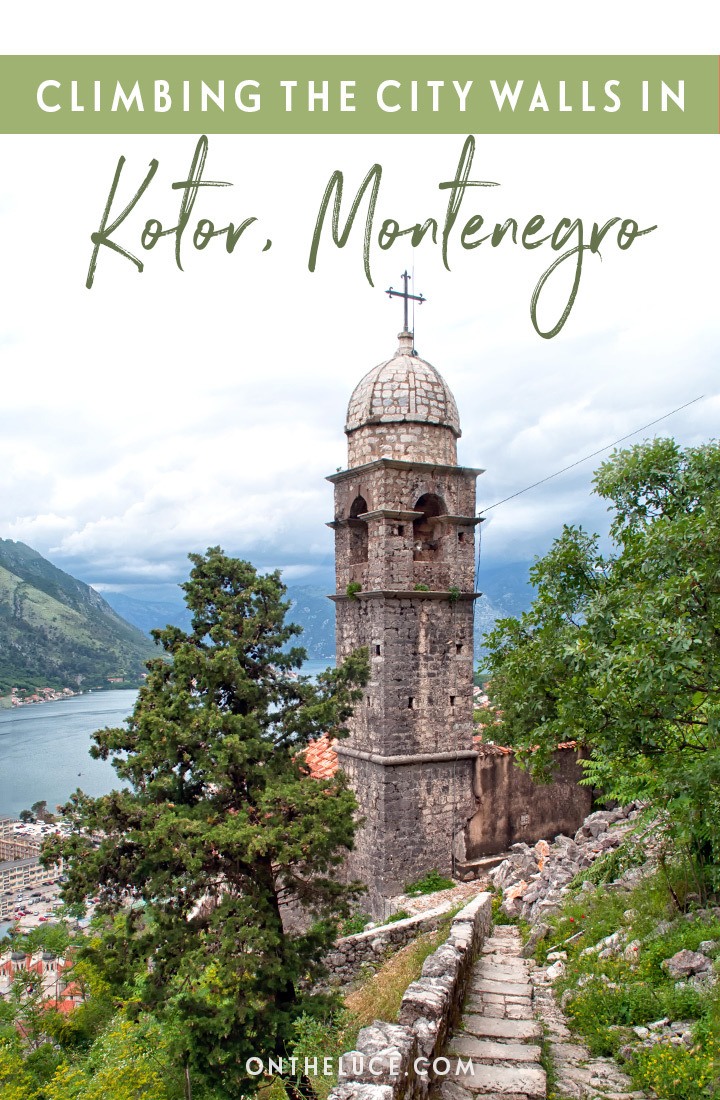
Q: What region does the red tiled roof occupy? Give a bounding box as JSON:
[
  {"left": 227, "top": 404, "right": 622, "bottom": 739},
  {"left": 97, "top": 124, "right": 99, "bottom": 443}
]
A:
[
  {"left": 304, "top": 733, "right": 578, "bottom": 773},
  {"left": 43, "top": 998, "right": 76, "bottom": 1015},
  {"left": 303, "top": 735, "right": 339, "bottom": 779},
  {"left": 473, "top": 734, "right": 579, "bottom": 756},
  {"left": 473, "top": 735, "right": 514, "bottom": 755}
]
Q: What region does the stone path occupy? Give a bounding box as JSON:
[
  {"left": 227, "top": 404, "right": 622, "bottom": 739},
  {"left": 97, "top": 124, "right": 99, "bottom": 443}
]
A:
[
  {"left": 438, "top": 925, "right": 546, "bottom": 1099},
  {"left": 435, "top": 926, "right": 649, "bottom": 1100}
]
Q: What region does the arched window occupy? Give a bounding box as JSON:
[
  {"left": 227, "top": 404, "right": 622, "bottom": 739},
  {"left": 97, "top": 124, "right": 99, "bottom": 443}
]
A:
[
  {"left": 413, "top": 493, "right": 445, "bottom": 561},
  {"left": 349, "top": 495, "right": 368, "bottom": 564}
]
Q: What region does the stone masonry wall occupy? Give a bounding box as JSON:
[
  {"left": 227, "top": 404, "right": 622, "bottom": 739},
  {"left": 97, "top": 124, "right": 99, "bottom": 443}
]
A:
[
  {"left": 322, "top": 904, "right": 454, "bottom": 989},
  {"left": 339, "top": 753, "right": 477, "bottom": 904},
  {"left": 331, "top": 459, "right": 478, "bottom": 518},
  {"left": 335, "top": 595, "right": 475, "bottom": 757},
  {"left": 330, "top": 459, "right": 478, "bottom": 595},
  {"left": 464, "top": 746, "right": 594, "bottom": 860},
  {"left": 329, "top": 891, "right": 493, "bottom": 1100},
  {"left": 347, "top": 423, "right": 458, "bottom": 467}
]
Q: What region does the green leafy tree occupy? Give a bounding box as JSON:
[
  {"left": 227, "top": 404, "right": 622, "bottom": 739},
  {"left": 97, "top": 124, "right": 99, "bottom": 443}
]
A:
[
  {"left": 17, "top": 921, "right": 75, "bottom": 959},
  {"left": 43, "top": 1016, "right": 182, "bottom": 1100},
  {"left": 0, "top": 1041, "right": 38, "bottom": 1100},
  {"left": 43, "top": 548, "right": 369, "bottom": 1098},
  {"left": 30, "top": 801, "right": 54, "bottom": 823},
  {"left": 481, "top": 439, "right": 720, "bottom": 887}
]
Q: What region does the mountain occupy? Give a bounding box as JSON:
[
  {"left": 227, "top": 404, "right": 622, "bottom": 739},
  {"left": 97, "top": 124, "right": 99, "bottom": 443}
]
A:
[
  {"left": 473, "top": 560, "right": 536, "bottom": 661},
  {"left": 283, "top": 586, "right": 336, "bottom": 658},
  {"left": 0, "top": 539, "right": 157, "bottom": 694},
  {"left": 97, "top": 592, "right": 194, "bottom": 638},
  {"left": 102, "top": 566, "right": 535, "bottom": 665},
  {"left": 102, "top": 584, "right": 337, "bottom": 660}
]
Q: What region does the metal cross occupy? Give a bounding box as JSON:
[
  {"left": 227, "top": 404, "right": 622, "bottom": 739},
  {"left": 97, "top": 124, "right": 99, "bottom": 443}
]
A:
[{"left": 386, "top": 271, "right": 426, "bottom": 332}]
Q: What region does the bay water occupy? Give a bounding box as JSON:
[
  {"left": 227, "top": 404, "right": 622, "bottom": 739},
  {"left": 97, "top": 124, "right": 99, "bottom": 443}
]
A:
[{"left": 0, "top": 658, "right": 334, "bottom": 819}]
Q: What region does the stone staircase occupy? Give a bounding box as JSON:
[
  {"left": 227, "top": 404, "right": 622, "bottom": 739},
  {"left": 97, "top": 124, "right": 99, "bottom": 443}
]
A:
[{"left": 438, "top": 925, "right": 546, "bottom": 1099}]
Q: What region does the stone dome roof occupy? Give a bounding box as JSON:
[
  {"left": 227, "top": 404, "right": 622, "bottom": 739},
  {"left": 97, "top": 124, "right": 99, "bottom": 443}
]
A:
[{"left": 345, "top": 332, "right": 461, "bottom": 437}]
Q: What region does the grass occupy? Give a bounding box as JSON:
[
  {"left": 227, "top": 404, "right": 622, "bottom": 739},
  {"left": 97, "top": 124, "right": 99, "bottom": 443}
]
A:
[
  {"left": 274, "top": 911, "right": 461, "bottom": 1100},
  {"left": 530, "top": 852, "right": 720, "bottom": 1099},
  {"left": 382, "top": 909, "right": 411, "bottom": 924},
  {"left": 344, "top": 925, "right": 449, "bottom": 1025},
  {"left": 404, "top": 870, "right": 455, "bottom": 896},
  {"left": 340, "top": 912, "right": 370, "bottom": 935}
]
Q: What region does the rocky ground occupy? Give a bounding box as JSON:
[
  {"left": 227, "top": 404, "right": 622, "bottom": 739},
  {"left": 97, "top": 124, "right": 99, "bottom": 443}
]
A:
[
  {"left": 531, "top": 968, "right": 646, "bottom": 1100},
  {"left": 483, "top": 804, "right": 720, "bottom": 1098},
  {"left": 387, "top": 881, "right": 492, "bottom": 918},
  {"left": 489, "top": 804, "right": 647, "bottom": 924}
]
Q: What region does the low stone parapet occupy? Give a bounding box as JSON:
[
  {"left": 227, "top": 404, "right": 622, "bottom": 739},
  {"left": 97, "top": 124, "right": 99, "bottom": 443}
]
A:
[
  {"left": 323, "top": 905, "right": 452, "bottom": 988},
  {"left": 329, "top": 891, "right": 492, "bottom": 1100}
]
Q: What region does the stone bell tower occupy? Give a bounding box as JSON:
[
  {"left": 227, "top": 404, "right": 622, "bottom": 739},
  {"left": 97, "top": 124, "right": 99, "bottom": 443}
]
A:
[{"left": 328, "top": 322, "right": 482, "bottom": 911}]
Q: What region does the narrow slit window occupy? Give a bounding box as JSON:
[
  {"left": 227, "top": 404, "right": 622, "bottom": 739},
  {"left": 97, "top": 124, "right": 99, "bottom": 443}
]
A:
[
  {"left": 374, "top": 644, "right": 381, "bottom": 656},
  {"left": 408, "top": 696, "right": 414, "bottom": 709},
  {"left": 397, "top": 524, "right": 405, "bottom": 536},
  {"left": 450, "top": 695, "right": 456, "bottom": 707},
  {"left": 456, "top": 643, "right": 463, "bottom": 655},
  {"left": 458, "top": 531, "right": 466, "bottom": 543}
]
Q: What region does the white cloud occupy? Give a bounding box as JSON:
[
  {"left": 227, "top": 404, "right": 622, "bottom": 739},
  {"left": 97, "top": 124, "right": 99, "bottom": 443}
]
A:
[{"left": 1, "top": 18, "right": 718, "bottom": 592}]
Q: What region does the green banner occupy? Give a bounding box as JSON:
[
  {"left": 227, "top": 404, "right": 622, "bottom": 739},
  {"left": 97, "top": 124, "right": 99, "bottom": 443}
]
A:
[{"left": 0, "top": 55, "right": 717, "bottom": 134}]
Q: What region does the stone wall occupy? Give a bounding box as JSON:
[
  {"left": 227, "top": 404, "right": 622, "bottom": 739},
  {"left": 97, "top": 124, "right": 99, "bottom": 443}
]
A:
[
  {"left": 464, "top": 745, "right": 594, "bottom": 861},
  {"left": 329, "top": 891, "right": 493, "bottom": 1100},
  {"left": 322, "top": 904, "right": 453, "bottom": 988},
  {"left": 337, "top": 752, "right": 477, "bottom": 908},
  {"left": 334, "top": 594, "right": 475, "bottom": 758},
  {"left": 347, "top": 422, "right": 458, "bottom": 467}
]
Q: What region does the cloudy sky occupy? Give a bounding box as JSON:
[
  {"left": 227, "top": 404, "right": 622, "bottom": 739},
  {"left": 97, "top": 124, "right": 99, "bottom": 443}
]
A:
[{"left": 2, "top": 4, "right": 718, "bottom": 600}]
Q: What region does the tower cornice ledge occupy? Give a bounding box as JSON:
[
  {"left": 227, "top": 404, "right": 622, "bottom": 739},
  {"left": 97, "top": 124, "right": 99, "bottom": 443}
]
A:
[
  {"left": 326, "top": 458, "right": 485, "bottom": 484},
  {"left": 425, "top": 514, "right": 484, "bottom": 527},
  {"left": 328, "top": 590, "right": 482, "bottom": 602},
  {"left": 336, "top": 746, "right": 479, "bottom": 767},
  {"left": 358, "top": 508, "right": 425, "bottom": 521},
  {"left": 326, "top": 510, "right": 425, "bottom": 530}
]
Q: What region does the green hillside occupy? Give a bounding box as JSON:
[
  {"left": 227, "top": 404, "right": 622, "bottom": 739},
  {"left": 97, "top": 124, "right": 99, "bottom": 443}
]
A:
[{"left": 0, "top": 539, "right": 157, "bottom": 694}]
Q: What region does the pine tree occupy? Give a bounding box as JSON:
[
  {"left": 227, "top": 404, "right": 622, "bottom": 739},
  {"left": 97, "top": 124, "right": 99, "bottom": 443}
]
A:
[{"left": 44, "top": 548, "right": 369, "bottom": 1097}]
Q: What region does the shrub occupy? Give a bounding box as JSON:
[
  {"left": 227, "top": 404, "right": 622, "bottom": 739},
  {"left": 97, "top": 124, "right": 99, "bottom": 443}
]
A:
[
  {"left": 631, "top": 1040, "right": 720, "bottom": 1100},
  {"left": 383, "top": 910, "right": 410, "bottom": 924},
  {"left": 404, "top": 870, "right": 455, "bottom": 896},
  {"left": 341, "top": 912, "right": 370, "bottom": 936}
]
